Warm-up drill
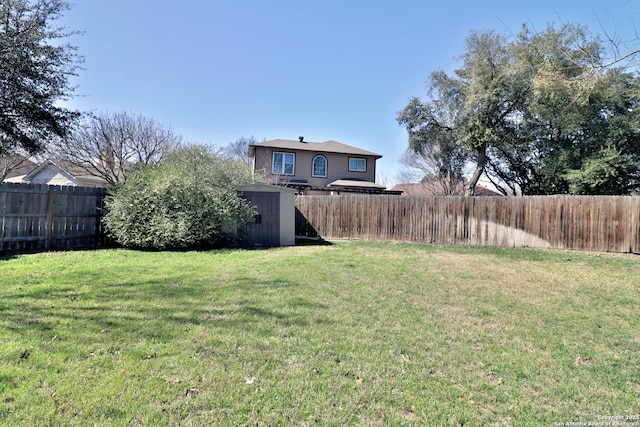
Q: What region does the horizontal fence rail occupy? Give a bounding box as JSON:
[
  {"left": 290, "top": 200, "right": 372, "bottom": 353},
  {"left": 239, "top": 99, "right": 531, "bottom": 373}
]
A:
[
  {"left": 0, "top": 183, "right": 108, "bottom": 253},
  {"left": 295, "top": 195, "right": 640, "bottom": 254}
]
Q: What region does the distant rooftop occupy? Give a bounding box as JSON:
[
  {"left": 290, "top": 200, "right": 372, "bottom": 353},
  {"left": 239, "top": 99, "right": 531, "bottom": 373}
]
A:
[{"left": 392, "top": 181, "right": 502, "bottom": 196}]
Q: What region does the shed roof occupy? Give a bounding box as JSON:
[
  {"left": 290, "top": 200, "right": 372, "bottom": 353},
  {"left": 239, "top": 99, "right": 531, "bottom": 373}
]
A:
[{"left": 238, "top": 183, "right": 298, "bottom": 193}]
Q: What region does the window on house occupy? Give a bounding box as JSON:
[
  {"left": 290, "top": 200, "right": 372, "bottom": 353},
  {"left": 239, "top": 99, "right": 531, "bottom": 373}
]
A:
[
  {"left": 312, "top": 155, "right": 327, "bottom": 177},
  {"left": 349, "top": 157, "right": 366, "bottom": 172},
  {"left": 272, "top": 152, "right": 295, "bottom": 175}
]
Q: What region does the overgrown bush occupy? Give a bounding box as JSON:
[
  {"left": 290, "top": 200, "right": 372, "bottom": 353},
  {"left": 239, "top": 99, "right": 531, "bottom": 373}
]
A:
[{"left": 103, "top": 145, "right": 256, "bottom": 250}]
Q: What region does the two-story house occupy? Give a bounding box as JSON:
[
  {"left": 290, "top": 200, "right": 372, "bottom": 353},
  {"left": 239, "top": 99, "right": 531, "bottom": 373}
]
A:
[{"left": 249, "top": 137, "right": 393, "bottom": 194}]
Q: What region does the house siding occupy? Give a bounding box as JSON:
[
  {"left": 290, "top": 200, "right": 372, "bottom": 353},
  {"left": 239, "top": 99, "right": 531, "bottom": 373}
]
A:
[
  {"left": 253, "top": 147, "right": 377, "bottom": 187},
  {"left": 30, "top": 165, "right": 77, "bottom": 186}
]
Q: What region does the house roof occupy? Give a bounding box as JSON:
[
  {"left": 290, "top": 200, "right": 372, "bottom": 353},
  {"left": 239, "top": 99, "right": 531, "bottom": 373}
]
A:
[
  {"left": 23, "top": 159, "right": 108, "bottom": 185},
  {"left": 1, "top": 156, "right": 37, "bottom": 179},
  {"left": 392, "top": 181, "right": 502, "bottom": 196},
  {"left": 328, "top": 179, "right": 386, "bottom": 190},
  {"left": 248, "top": 139, "right": 382, "bottom": 158}
]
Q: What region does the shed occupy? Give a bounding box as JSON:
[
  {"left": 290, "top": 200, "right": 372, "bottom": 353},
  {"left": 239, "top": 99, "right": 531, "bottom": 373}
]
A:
[{"left": 238, "top": 183, "right": 297, "bottom": 247}]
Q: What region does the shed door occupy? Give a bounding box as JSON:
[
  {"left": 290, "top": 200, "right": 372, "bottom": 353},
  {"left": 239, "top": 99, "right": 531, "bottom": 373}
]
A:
[{"left": 240, "top": 191, "right": 280, "bottom": 247}]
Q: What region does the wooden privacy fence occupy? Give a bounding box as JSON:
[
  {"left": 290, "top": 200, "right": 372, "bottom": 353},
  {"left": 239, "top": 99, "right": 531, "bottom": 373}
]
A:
[
  {"left": 3, "top": 185, "right": 639, "bottom": 254},
  {"left": 295, "top": 195, "right": 640, "bottom": 254},
  {"left": 0, "top": 183, "right": 108, "bottom": 252}
]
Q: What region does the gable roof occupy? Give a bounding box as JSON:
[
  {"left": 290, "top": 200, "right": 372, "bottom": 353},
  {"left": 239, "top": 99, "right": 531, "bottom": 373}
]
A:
[
  {"left": 248, "top": 139, "right": 382, "bottom": 158},
  {"left": 22, "top": 159, "right": 108, "bottom": 186}
]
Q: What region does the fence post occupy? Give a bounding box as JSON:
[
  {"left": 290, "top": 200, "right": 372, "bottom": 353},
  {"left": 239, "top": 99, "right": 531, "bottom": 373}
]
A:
[{"left": 45, "top": 187, "right": 55, "bottom": 250}]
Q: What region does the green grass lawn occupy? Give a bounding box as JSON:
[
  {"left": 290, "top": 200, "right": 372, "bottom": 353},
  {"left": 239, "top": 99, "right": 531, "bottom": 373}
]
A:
[{"left": 0, "top": 241, "right": 638, "bottom": 426}]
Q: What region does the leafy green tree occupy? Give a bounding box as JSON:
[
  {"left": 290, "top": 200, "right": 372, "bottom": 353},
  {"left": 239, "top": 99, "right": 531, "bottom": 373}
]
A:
[
  {"left": 103, "top": 145, "right": 256, "bottom": 250},
  {"left": 0, "top": 0, "right": 82, "bottom": 155},
  {"left": 566, "top": 147, "right": 637, "bottom": 195},
  {"left": 396, "top": 95, "right": 469, "bottom": 193},
  {"left": 399, "top": 23, "right": 640, "bottom": 195},
  {"left": 573, "top": 71, "right": 640, "bottom": 194},
  {"left": 506, "top": 25, "right": 640, "bottom": 194},
  {"left": 398, "top": 30, "right": 520, "bottom": 195},
  {"left": 484, "top": 23, "right": 607, "bottom": 195}
]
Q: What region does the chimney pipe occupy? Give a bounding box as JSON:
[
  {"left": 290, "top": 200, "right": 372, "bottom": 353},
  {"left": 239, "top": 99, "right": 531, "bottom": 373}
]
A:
[{"left": 299, "top": 136, "right": 304, "bottom": 142}]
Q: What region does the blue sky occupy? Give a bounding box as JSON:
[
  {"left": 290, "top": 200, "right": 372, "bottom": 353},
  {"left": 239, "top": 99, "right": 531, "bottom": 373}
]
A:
[{"left": 62, "top": 1, "right": 640, "bottom": 185}]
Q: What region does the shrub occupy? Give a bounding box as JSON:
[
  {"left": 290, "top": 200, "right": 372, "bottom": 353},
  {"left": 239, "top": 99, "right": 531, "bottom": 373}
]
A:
[{"left": 103, "top": 145, "right": 256, "bottom": 250}]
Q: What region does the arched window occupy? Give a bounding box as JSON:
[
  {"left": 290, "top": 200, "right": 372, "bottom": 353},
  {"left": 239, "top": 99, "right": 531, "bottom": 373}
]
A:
[{"left": 312, "top": 155, "right": 327, "bottom": 177}]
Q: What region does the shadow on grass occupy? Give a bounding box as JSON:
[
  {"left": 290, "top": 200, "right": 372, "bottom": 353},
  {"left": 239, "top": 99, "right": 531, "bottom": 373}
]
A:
[
  {"left": 295, "top": 237, "right": 333, "bottom": 246},
  {"left": 0, "top": 246, "right": 126, "bottom": 265},
  {"left": 0, "top": 253, "right": 20, "bottom": 262},
  {"left": 231, "top": 237, "right": 333, "bottom": 251},
  {"left": 1, "top": 273, "right": 330, "bottom": 343}
]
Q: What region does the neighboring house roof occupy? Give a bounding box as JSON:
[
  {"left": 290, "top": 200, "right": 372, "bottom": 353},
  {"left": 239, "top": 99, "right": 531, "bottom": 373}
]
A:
[
  {"left": 328, "top": 179, "right": 386, "bottom": 190},
  {"left": 15, "top": 159, "right": 108, "bottom": 187},
  {"left": 248, "top": 138, "right": 382, "bottom": 158},
  {"left": 392, "top": 181, "right": 502, "bottom": 196},
  {"left": 2, "top": 156, "right": 37, "bottom": 180},
  {"left": 3, "top": 176, "right": 26, "bottom": 183}
]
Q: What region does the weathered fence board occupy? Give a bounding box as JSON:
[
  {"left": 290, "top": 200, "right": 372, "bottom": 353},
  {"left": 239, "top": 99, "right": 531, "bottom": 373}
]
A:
[
  {"left": 3, "top": 185, "right": 639, "bottom": 254},
  {"left": 0, "top": 183, "right": 108, "bottom": 252},
  {"left": 295, "top": 195, "right": 640, "bottom": 254}
]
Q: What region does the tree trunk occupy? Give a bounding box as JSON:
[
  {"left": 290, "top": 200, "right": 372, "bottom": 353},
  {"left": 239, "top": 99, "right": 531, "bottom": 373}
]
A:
[{"left": 466, "top": 143, "right": 487, "bottom": 196}]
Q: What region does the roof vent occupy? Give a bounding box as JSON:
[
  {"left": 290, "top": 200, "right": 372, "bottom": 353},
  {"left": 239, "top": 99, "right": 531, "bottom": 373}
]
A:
[{"left": 298, "top": 136, "right": 304, "bottom": 142}]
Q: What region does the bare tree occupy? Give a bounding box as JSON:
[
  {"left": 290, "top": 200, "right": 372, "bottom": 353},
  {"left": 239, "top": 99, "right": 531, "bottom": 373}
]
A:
[
  {"left": 49, "top": 111, "right": 183, "bottom": 185},
  {"left": 222, "top": 136, "right": 262, "bottom": 167},
  {"left": 0, "top": 152, "right": 33, "bottom": 181},
  {"left": 396, "top": 150, "right": 431, "bottom": 184},
  {"left": 375, "top": 167, "right": 392, "bottom": 189},
  {"left": 396, "top": 149, "right": 470, "bottom": 195}
]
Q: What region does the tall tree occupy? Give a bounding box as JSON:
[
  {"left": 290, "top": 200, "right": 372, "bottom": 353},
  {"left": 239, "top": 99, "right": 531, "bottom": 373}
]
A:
[
  {"left": 0, "top": 0, "right": 82, "bottom": 155},
  {"left": 399, "top": 23, "right": 640, "bottom": 195},
  {"left": 398, "top": 30, "right": 517, "bottom": 195},
  {"left": 455, "top": 30, "right": 522, "bottom": 195},
  {"left": 397, "top": 87, "right": 469, "bottom": 193},
  {"left": 563, "top": 70, "right": 640, "bottom": 194},
  {"left": 49, "top": 111, "right": 183, "bottom": 185},
  {"left": 490, "top": 23, "right": 609, "bottom": 195},
  {"left": 497, "top": 24, "right": 640, "bottom": 194}
]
